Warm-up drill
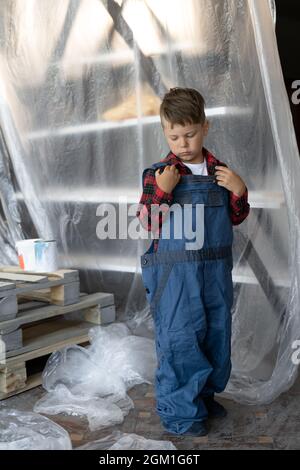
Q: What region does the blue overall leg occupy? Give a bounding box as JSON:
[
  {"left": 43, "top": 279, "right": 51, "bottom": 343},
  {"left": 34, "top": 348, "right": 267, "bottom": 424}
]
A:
[{"left": 200, "top": 258, "right": 233, "bottom": 397}]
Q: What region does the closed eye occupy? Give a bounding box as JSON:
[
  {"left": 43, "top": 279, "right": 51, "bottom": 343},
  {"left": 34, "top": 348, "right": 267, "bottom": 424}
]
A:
[{"left": 170, "top": 133, "right": 195, "bottom": 140}]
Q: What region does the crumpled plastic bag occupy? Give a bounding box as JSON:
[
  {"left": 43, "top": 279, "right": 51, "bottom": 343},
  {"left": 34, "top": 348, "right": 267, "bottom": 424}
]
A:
[
  {"left": 0, "top": 409, "right": 72, "bottom": 450},
  {"left": 34, "top": 384, "right": 133, "bottom": 431},
  {"left": 88, "top": 323, "right": 156, "bottom": 387},
  {"left": 77, "top": 431, "right": 177, "bottom": 450},
  {"left": 34, "top": 323, "right": 156, "bottom": 430},
  {"left": 42, "top": 324, "right": 156, "bottom": 396},
  {"left": 41, "top": 344, "right": 127, "bottom": 398},
  {"left": 109, "top": 434, "right": 177, "bottom": 450},
  {"left": 125, "top": 306, "right": 154, "bottom": 339}
]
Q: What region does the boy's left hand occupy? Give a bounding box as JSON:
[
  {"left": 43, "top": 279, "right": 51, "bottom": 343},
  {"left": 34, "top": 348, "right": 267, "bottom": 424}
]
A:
[{"left": 215, "top": 166, "right": 246, "bottom": 197}]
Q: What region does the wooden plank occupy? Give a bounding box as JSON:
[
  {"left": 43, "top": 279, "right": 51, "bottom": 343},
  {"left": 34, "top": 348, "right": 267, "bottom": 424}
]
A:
[
  {"left": 50, "top": 281, "right": 79, "bottom": 305},
  {"left": 0, "top": 266, "right": 79, "bottom": 282},
  {"left": 84, "top": 304, "right": 116, "bottom": 325},
  {"left": 0, "top": 266, "right": 24, "bottom": 273},
  {"left": 0, "top": 295, "right": 18, "bottom": 321},
  {"left": 0, "top": 278, "right": 77, "bottom": 299},
  {"left": 3, "top": 326, "right": 91, "bottom": 367},
  {"left": 0, "top": 328, "right": 22, "bottom": 352},
  {"left": 0, "top": 292, "right": 114, "bottom": 334},
  {"left": 20, "top": 281, "right": 80, "bottom": 306},
  {"left": 18, "top": 300, "right": 48, "bottom": 312},
  {"left": 48, "top": 270, "right": 79, "bottom": 282},
  {"left": 0, "top": 363, "right": 27, "bottom": 394},
  {"left": 0, "top": 272, "right": 48, "bottom": 283},
  {"left": 6, "top": 319, "right": 92, "bottom": 359},
  {"left": 19, "top": 290, "right": 51, "bottom": 303},
  {"left": 0, "top": 281, "right": 15, "bottom": 292},
  {"left": 0, "top": 372, "right": 42, "bottom": 400}
]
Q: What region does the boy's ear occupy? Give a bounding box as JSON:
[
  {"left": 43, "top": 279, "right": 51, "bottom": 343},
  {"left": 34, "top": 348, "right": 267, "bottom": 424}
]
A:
[{"left": 203, "top": 119, "right": 210, "bottom": 136}]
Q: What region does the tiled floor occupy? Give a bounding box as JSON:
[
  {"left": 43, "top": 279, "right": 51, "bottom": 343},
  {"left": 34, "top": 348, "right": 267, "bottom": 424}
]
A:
[{"left": 2, "top": 373, "right": 300, "bottom": 450}]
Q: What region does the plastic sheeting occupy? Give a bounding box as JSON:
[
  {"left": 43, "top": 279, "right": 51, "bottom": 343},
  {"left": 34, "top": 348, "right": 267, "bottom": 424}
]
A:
[
  {"left": 0, "top": 409, "right": 72, "bottom": 450},
  {"left": 0, "top": 0, "right": 299, "bottom": 405},
  {"left": 34, "top": 384, "right": 134, "bottom": 431},
  {"left": 34, "top": 323, "right": 156, "bottom": 429},
  {"left": 77, "top": 431, "right": 177, "bottom": 450}
]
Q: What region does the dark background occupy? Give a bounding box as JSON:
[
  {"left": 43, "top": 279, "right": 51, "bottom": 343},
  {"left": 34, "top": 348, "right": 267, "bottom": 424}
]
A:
[{"left": 276, "top": 0, "right": 300, "bottom": 150}]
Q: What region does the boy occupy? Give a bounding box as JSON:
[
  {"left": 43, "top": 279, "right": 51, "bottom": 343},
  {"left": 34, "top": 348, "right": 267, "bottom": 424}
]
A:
[{"left": 137, "top": 88, "right": 250, "bottom": 436}]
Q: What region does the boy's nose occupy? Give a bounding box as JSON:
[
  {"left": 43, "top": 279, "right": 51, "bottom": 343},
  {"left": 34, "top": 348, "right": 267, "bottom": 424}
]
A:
[{"left": 180, "top": 139, "right": 188, "bottom": 148}]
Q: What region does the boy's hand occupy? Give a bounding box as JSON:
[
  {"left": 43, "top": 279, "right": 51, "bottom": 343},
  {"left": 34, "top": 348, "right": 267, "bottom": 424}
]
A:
[
  {"left": 155, "top": 165, "right": 180, "bottom": 194},
  {"left": 215, "top": 166, "right": 246, "bottom": 197}
]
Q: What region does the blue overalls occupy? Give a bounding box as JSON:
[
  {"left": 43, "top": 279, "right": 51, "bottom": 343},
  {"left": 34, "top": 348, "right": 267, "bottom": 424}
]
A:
[{"left": 141, "top": 162, "right": 233, "bottom": 435}]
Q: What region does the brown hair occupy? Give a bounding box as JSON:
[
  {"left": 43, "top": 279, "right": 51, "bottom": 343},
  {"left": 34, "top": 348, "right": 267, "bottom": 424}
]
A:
[{"left": 160, "top": 87, "right": 206, "bottom": 127}]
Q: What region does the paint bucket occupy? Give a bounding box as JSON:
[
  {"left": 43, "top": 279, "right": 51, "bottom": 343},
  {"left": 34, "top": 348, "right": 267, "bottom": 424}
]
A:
[{"left": 15, "top": 239, "right": 58, "bottom": 272}]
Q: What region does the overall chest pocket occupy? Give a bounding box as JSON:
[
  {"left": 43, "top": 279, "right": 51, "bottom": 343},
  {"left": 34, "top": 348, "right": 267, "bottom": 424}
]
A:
[{"left": 174, "top": 190, "right": 225, "bottom": 207}]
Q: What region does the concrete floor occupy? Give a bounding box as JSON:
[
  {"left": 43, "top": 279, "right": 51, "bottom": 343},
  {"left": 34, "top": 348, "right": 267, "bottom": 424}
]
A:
[{"left": 2, "top": 372, "right": 300, "bottom": 450}]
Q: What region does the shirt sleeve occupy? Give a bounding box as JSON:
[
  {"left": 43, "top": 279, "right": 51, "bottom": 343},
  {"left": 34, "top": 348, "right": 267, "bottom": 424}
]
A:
[
  {"left": 136, "top": 168, "right": 173, "bottom": 236},
  {"left": 229, "top": 187, "right": 250, "bottom": 225}
]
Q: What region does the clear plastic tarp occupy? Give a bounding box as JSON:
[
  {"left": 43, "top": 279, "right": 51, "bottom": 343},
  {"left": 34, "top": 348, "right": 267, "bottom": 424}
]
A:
[
  {"left": 0, "top": 0, "right": 299, "bottom": 404},
  {"left": 34, "top": 323, "right": 156, "bottom": 429},
  {"left": 77, "top": 431, "right": 177, "bottom": 450},
  {"left": 0, "top": 409, "right": 72, "bottom": 450}
]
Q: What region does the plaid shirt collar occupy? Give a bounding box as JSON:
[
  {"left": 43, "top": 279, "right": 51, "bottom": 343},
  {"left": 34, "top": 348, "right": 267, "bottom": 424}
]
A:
[{"left": 161, "top": 148, "right": 220, "bottom": 175}]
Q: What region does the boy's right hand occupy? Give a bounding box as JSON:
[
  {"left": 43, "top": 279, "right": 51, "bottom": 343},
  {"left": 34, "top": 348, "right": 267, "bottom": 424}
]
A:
[{"left": 155, "top": 165, "right": 180, "bottom": 194}]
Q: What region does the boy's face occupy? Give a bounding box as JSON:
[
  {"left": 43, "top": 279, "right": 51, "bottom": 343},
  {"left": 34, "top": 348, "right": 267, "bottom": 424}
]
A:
[{"left": 162, "top": 119, "right": 209, "bottom": 164}]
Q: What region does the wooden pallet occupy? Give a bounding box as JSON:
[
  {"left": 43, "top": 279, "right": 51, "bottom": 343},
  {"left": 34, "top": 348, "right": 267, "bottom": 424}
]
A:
[
  {"left": 0, "top": 291, "right": 116, "bottom": 399},
  {"left": 0, "top": 266, "right": 82, "bottom": 320}
]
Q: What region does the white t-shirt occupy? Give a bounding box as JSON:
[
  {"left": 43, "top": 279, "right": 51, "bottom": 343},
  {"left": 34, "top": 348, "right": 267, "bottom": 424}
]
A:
[{"left": 183, "top": 159, "right": 208, "bottom": 176}]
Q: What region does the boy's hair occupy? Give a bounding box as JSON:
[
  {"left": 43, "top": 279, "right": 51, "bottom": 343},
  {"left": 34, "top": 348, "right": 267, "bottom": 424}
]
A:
[{"left": 160, "top": 87, "right": 206, "bottom": 127}]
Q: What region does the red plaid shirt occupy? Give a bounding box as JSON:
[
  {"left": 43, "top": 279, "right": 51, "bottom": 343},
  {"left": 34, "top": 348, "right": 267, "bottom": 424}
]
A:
[{"left": 137, "top": 149, "right": 250, "bottom": 247}]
